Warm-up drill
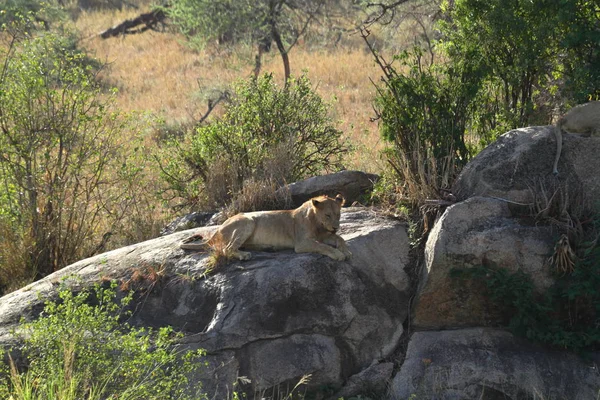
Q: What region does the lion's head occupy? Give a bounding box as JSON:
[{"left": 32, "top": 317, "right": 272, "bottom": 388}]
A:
[{"left": 311, "top": 194, "right": 345, "bottom": 233}]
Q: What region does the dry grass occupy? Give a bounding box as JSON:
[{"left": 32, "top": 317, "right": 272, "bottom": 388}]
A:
[
  {"left": 74, "top": 7, "right": 396, "bottom": 172},
  {"left": 224, "top": 179, "right": 293, "bottom": 219},
  {"left": 0, "top": 220, "right": 31, "bottom": 295}
]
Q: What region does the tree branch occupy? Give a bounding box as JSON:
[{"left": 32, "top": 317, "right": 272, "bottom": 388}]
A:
[{"left": 100, "top": 8, "right": 168, "bottom": 39}]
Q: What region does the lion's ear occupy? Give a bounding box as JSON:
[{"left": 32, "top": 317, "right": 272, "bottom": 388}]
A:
[
  {"left": 312, "top": 198, "right": 322, "bottom": 208},
  {"left": 335, "top": 194, "right": 345, "bottom": 206}
]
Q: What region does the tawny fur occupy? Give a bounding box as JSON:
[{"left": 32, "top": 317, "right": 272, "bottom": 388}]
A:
[
  {"left": 180, "top": 194, "right": 352, "bottom": 261},
  {"left": 553, "top": 101, "right": 600, "bottom": 175}
]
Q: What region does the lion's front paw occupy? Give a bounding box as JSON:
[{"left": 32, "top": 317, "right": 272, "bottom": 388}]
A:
[
  {"left": 328, "top": 249, "right": 346, "bottom": 261},
  {"left": 343, "top": 250, "right": 353, "bottom": 260},
  {"left": 233, "top": 251, "right": 252, "bottom": 261}
]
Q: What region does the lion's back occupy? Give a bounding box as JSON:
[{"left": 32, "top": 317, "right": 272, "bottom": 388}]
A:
[{"left": 242, "top": 210, "right": 297, "bottom": 250}]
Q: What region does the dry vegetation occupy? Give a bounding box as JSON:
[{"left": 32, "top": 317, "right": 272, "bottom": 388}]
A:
[{"left": 74, "top": 5, "right": 418, "bottom": 172}]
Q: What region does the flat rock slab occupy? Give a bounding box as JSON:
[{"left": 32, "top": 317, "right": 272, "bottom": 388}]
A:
[{"left": 0, "top": 208, "right": 410, "bottom": 398}]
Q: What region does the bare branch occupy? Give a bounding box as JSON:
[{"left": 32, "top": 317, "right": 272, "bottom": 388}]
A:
[
  {"left": 364, "top": 0, "right": 411, "bottom": 25},
  {"left": 198, "top": 91, "right": 231, "bottom": 124}
]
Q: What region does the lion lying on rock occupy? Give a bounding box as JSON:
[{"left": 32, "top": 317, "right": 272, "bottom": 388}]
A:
[{"left": 180, "top": 194, "right": 352, "bottom": 261}]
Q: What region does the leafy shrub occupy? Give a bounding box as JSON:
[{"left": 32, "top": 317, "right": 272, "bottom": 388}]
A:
[
  {"left": 0, "top": 281, "right": 207, "bottom": 400},
  {"left": 372, "top": 45, "right": 477, "bottom": 205},
  {"left": 159, "top": 73, "right": 347, "bottom": 210},
  {"left": 369, "top": 0, "right": 600, "bottom": 209},
  {"left": 0, "top": 1, "right": 66, "bottom": 29}
]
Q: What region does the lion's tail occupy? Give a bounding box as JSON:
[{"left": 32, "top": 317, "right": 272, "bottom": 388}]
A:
[
  {"left": 180, "top": 231, "right": 217, "bottom": 251},
  {"left": 553, "top": 123, "right": 563, "bottom": 176}
]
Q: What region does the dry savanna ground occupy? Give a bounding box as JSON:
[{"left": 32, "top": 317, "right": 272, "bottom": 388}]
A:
[{"left": 74, "top": 6, "right": 424, "bottom": 173}]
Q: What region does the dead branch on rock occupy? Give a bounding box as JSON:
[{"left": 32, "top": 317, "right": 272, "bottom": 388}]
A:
[{"left": 100, "top": 8, "right": 167, "bottom": 39}]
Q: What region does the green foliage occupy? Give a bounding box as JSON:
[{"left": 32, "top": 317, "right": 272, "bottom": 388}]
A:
[
  {"left": 0, "top": 281, "right": 207, "bottom": 400},
  {"left": 552, "top": 0, "right": 600, "bottom": 102},
  {"left": 166, "top": 0, "right": 257, "bottom": 47},
  {"left": 376, "top": 46, "right": 475, "bottom": 162},
  {"left": 372, "top": 46, "right": 476, "bottom": 204},
  {"left": 440, "top": 0, "right": 558, "bottom": 132},
  {"left": 371, "top": 0, "right": 600, "bottom": 205},
  {"left": 166, "top": 0, "right": 321, "bottom": 48},
  {"left": 440, "top": 0, "right": 600, "bottom": 131},
  {"left": 451, "top": 248, "right": 600, "bottom": 353},
  {"left": 159, "top": 73, "right": 347, "bottom": 210},
  {"left": 0, "top": 1, "right": 66, "bottom": 29}
]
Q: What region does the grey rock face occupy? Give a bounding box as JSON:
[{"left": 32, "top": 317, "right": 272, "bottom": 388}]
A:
[
  {"left": 453, "top": 125, "right": 600, "bottom": 203},
  {"left": 389, "top": 328, "right": 600, "bottom": 400},
  {"left": 0, "top": 209, "right": 410, "bottom": 398},
  {"left": 160, "top": 211, "right": 216, "bottom": 236},
  {"left": 413, "top": 196, "right": 555, "bottom": 330},
  {"left": 332, "top": 361, "right": 394, "bottom": 399}
]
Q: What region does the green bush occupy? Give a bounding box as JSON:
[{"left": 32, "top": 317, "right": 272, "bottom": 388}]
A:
[
  {"left": 372, "top": 46, "right": 477, "bottom": 205},
  {"left": 0, "top": 1, "right": 66, "bottom": 29},
  {"left": 0, "top": 281, "right": 207, "bottom": 400},
  {"left": 159, "top": 73, "right": 348, "bottom": 210},
  {"left": 370, "top": 0, "right": 600, "bottom": 207}
]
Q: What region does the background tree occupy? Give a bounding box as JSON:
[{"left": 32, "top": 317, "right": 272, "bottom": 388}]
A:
[
  {"left": 366, "top": 0, "right": 600, "bottom": 206},
  {"left": 166, "top": 0, "right": 333, "bottom": 83}
]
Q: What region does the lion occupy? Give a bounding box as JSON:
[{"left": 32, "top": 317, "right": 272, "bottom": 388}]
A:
[
  {"left": 553, "top": 101, "right": 600, "bottom": 175},
  {"left": 180, "top": 194, "right": 352, "bottom": 261}
]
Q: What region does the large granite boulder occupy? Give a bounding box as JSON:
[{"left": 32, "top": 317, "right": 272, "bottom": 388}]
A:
[
  {"left": 281, "top": 170, "right": 379, "bottom": 207},
  {"left": 389, "top": 328, "right": 600, "bottom": 400},
  {"left": 0, "top": 208, "right": 409, "bottom": 399},
  {"left": 413, "top": 196, "right": 555, "bottom": 330},
  {"left": 453, "top": 126, "right": 600, "bottom": 203}
]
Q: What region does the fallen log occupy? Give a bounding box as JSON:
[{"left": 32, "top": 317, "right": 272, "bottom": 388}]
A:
[{"left": 100, "top": 8, "right": 167, "bottom": 39}]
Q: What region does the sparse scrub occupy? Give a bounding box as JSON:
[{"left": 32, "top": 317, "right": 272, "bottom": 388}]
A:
[
  {"left": 159, "top": 73, "right": 347, "bottom": 211},
  {"left": 0, "top": 281, "right": 207, "bottom": 399},
  {"left": 0, "top": 17, "right": 159, "bottom": 291}
]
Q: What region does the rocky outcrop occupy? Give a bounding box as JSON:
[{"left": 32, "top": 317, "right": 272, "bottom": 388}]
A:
[
  {"left": 4, "top": 126, "right": 600, "bottom": 400},
  {"left": 402, "top": 126, "right": 600, "bottom": 398},
  {"left": 0, "top": 208, "right": 409, "bottom": 399},
  {"left": 333, "top": 361, "right": 394, "bottom": 399},
  {"left": 389, "top": 328, "right": 600, "bottom": 400}
]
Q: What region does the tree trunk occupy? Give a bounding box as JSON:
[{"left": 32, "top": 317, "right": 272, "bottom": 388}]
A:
[{"left": 271, "top": 27, "right": 290, "bottom": 85}]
